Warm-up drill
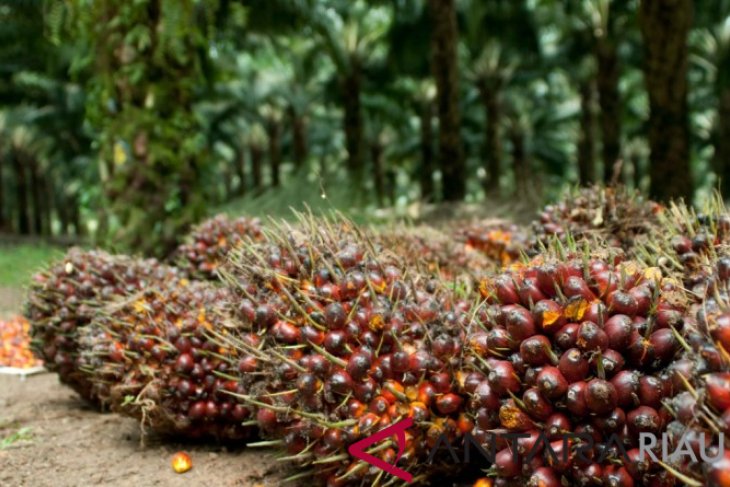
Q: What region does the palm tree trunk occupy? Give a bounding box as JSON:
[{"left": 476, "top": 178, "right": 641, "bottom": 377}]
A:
[
  {"left": 509, "top": 121, "right": 528, "bottom": 196},
  {"left": 267, "top": 120, "right": 281, "bottom": 187},
  {"left": 419, "top": 100, "right": 435, "bottom": 202},
  {"left": 478, "top": 81, "right": 502, "bottom": 193},
  {"left": 251, "top": 144, "right": 263, "bottom": 190},
  {"left": 28, "top": 157, "right": 43, "bottom": 236},
  {"left": 371, "top": 139, "right": 385, "bottom": 207},
  {"left": 342, "top": 69, "right": 364, "bottom": 183},
  {"left": 578, "top": 80, "right": 597, "bottom": 185},
  {"left": 595, "top": 38, "right": 622, "bottom": 183},
  {"left": 236, "top": 147, "right": 246, "bottom": 197},
  {"left": 57, "top": 191, "right": 70, "bottom": 236},
  {"left": 714, "top": 89, "right": 730, "bottom": 195},
  {"left": 13, "top": 149, "right": 30, "bottom": 235},
  {"left": 41, "top": 173, "right": 53, "bottom": 236},
  {"left": 428, "top": 0, "right": 466, "bottom": 201},
  {"left": 289, "top": 106, "right": 308, "bottom": 168},
  {"left": 639, "top": 0, "right": 693, "bottom": 202}
]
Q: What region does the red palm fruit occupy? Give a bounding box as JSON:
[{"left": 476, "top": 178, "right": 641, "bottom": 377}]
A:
[
  {"left": 577, "top": 463, "right": 603, "bottom": 485},
  {"left": 516, "top": 429, "right": 542, "bottom": 455},
  {"left": 473, "top": 380, "right": 500, "bottom": 410},
  {"left": 594, "top": 407, "right": 626, "bottom": 435},
  {"left": 712, "top": 313, "right": 730, "bottom": 352},
  {"left": 655, "top": 306, "right": 684, "bottom": 330},
  {"left": 604, "top": 315, "right": 633, "bottom": 350},
  {"left": 527, "top": 467, "right": 561, "bottom": 487},
  {"left": 611, "top": 370, "right": 640, "bottom": 408},
  {"left": 649, "top": 329, "right": 679, "bottom": 364},
  {"left": 537, "top": 366, "right": 569, "bottom": 400},
  {"left": 592, "top": 349, "right": 625, "bottom": 378},
  {"left": 499, "top": 400, "right": 535, "bottom": 431},
  {"left": 533, "top": 300, "right": 566, "bottom": 333},
  {"left": 558, "top": 348, "right": 589, "bottom": 383},
  {"left": 493, "top": 275, "right": 520, "bottom": 304},
  {"left": 706, "top": 373, "right": 730, "bottom": 411},
  {"left": 585, "top": 379, "right": 618, "bottom": 415},
  {"left": 545, "top": 412, "right": 571, "bottom": 439},
  {"left": 488, "top": 360, "right": 522, "bottom": 395},
  {"left": 487, "top": 327, "right": 516, "bottom": 356},
  {"left": 546, "top": 438, "right": 572, "bottom": 472},
  {"left": 629, "top": 286, "right": 652, "bottom": 316},
  {"left": 523, "top": 387, "right": 554, "bottom": 420},
  {"left": 603, "top": 465, "right": 635, "bottom": 487},
  {"left": 521, "top": 335, "right": 558, "bottom": 366},
  {"left": 672, "top": 391, "right": 698, "bottom": 424},
  {"left": 627, "top": 406, "right": 661, "bottom": 436},
  {"left": 626, "top": 332, "right": 656, "bottom": 368},
  {"left": 582, "top": 302, "right": 607, "bottom": 326},
  {"left": 624, "top": 447, "right": 651, "bottom": 480},
  {"left": 495, "top": 447, "right": 521, "bottom": 478},
  {"left": 506, "top": 306, "right": 537, "bottom": 341},
  {"left": 638, "top": 375, "right": 664, "bottom": 409},
  {"left": 563, "top": 275, "right": 595, "bottom": 301},
  {"left": 555, "top": 323, "right": 579, "bottom": 349},
  {"left": 566, "top": 381, "right": 589, "bottom": 416},
  {"left": 607, "top": 290, "right": 638, "bottom": 316},
  {"left": 537, "top": 263, "right": 563, "bottom": 297},
  {"left": 576, "top": 322, "right": 609, "bottom": 352},
  {"left": 436, "top": 393, "right": 463, "bottom": 415},
  {"left": 707, "top": 451, "right": 730, "bottom": 487},
  {"left": 324, "top": 302, "right": 347, "bottom": 329},
  {"left": 519, "top": 277, "right": 548, "bottom": 306},
  {"left": 590, "top": 269, "right": 618, "bottom": 298}
]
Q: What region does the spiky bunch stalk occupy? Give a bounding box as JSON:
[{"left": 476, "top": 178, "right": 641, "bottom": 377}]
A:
[
  {"left": 463, "top": 245, "right": 689, "bottom": 486},
  {"left": 172, "top": 214, "right": 264, "bottom": 280},
  {"left": 214, "top": 214, "right": 476, "bottom": 486},
  {"left": 24, "top": 248, "right": 182, "bottom": 402}
]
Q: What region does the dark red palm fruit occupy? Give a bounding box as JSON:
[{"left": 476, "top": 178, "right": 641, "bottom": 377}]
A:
[
  {"left": 323, "top": 302, "right": 347, "bottom": 329},
  {"left": 506, "top": 306, "right": 537, "bottom": 341},
  {"left": 537, "top": 366, "right": 569, "bottom": 400},
  {"left": 520, "top": 335, "right": 558, "bottom": 366},
  {"left": 464, "top": 372, "right": 485, "bottom": 394},
  {"left": 603, "top": 466, "right": 635, "bottom": 487},
  {"left": 516, "top": 429, "right": 542, "bottom": 456},
  {"left": 591, "top": 349, "right": 625, "bottom": 378},
  {"left": 488, "top": 360, "right": 522, "bottom": 395},
  {"left": 627, "top": 406, "right": 662, "bottom": 436},
  {"left": 323, "top": 330, "right": 348, "bottom": 356},
  {"left": 585, "top": 378, "right": 618, "bottom": 415},
  {"left": 607, "top": 290, "right": 639, "bottom": 317},
  {"left": 436, "top": 393, "right": 464, "bottom": 415},
  {"left": 707, "top": 451, "right": 730, "bottom": 487},
  {"left": 577, "top": 463, "right": 603, "bottom": 485},
  {"left": 566, "top": 381, "right": 589, "bottom": 416},
  {"left": 671, "top": 235, "right": 692, "bottom": 254},
  {"left": 721, "top": 408, "right": 730, "bottom": 433},
  {"left": 655, "top": 306, "right": 684, "bottom": 330},
  {"left": 604, "top": 315, "right": 634, "bottom": 350},
  {"left": 700, "top": 344, "right": 727, "bottom": 373},
  {"left": 631, "top": 316, "right": 648, "bottom": 335},
  {"left": 706, "top": 373, "right": 730, "bottom": 411},
  {"left": 626, "top": 332, "right": 656, "bottom": 368},
  {"left": 546, "top": 438, "right": 572, "bottom": 473},
  {"left": 638, "top": 375, "right": 664, "bottom": 409},
  {"left": 672, "top": 391, "right": 698, "bottom": 424},
  {"left": 509, "top": 352, "right": 528, "bottom": 376},
  {"left": 628, "top": 285, "right": 652, "bottom": 316},
  {"left": 590, "top": 270, "right": 618, "bottom": 298},
  {"left": 271, "top": 321, "right": 302, "bottom": 344},
  {"left": 555, "top": 323, "right": 579, "bottom": 349},
  {"left": 576, "top": 321, "right": 609, "bottom": 352},
  {"left": 519, "top": 277, "right": 548, "bottom": 306},
  {"left": 175, "top": 353, "right": 195, "bottom": 374},
  {"left": 499, "top": 400, "right": 535, "bottom": 431},
  {"left": 563, "top": 275, "right": 596, "bottom": 301},
  {"left": 624, "top": 447, "right": 651, "bottom": 480},
  {"left": 593, "top": 407, "right": 626, "bottom": 434},
  {"left": 712, "top": 313, "right": 730, "bottom": 352},
  {"left": 611, "top": 370, "right": 640, "bottom": 408},
  {"left": 493, "top": 275, "right": 520, "bottom": 305},
  {"left": 533, "top": 299, "right": 566, "bottom": 334},
  {"left": 473, "top": 380, "right": 500, "bottom": 410},
  {"left": 536, "top": 263, "right": 563, "bottom": 297},
  {"left": 494, "top": 447, "right": 522, "bottom": 478},
  {"left": 527, "top": 467, "right": 561, "bottom": 487},
  {"left": 545, "top": 412, "right": 571, "bottom": 439},
  {"left": 558, "top": 348, "right": 589, "bottom": 383},
  {"left": 649, "top": 328, "right": 679, "bottom": 364},
  {"left": 522, "top": 387, "right": 554, "bottom": 420},
  {"left": 583, "top": 302, "right": 608, "bottom": 327},
  {"left": 487, "top": 327, "right": 517, "bottom": 356}
]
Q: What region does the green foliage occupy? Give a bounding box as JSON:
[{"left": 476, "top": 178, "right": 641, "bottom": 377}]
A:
[{"left": 0, "top": 244, "right": 62, "bottom": 287}]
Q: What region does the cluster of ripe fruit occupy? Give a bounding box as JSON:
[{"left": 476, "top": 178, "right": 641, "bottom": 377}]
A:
[
  {"left": 22, "top": 189, "right": 730, "bottom": 486},
  {"left": 0, "top": 315, "right": 41, "bottom": 369}
]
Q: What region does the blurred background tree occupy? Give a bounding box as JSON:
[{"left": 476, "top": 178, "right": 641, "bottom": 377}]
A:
[{"left": 1, "top": 0, "right": 729, "bottom": 254}]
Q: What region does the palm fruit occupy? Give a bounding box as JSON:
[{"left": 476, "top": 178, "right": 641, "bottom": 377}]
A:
[
  {"left": 173, "top": 214, "right": 263, "bottom": 280},
  {"left": 78, "top": 279, "right": 256, "bottom": 440},
  {"left": 465, "top": 250, "right": 689, "bottom": 486},
  {"left": 532, "top": 185, "right": 662, "bottom": 252},
  {"left": 0, "top": 315, "right": 42, "bottom": 369},
  {"left": 374, "top": 225, "right": 493, "bottom": 281},
  {"left": 24, "top": 248, "right": 181, "bottom": 402},
  {"left": 215, "top": 215, "right": 473, "bottom": 486},
  {"left": 456, "top": 219, "right": 529, "bottom": 267}
]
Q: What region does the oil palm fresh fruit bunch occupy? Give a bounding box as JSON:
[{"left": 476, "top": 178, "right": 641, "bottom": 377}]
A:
[
  {"left": 464, "top": 248, "right": 689, "bottom": 486},
  {"left": 79, "top": 279, "right": 257, "bottom": 440},
  {"left": 374, "top": 225, "right": 493, "bottom": 282},
  {"left": 457, "top": 220, "right": 529, "bottom": 267},
  {"left": 0, "top": 315, "right": 41, "bottom": 369},
  {"left": 173, "top": 214, "right": 263, "bottom": 280},
  {"left": 24, "top": 248, "right": 181, "bottom": 402},
  {"left": 215, "top": 214, "right": 474, "bottom": 486},
  {"left": 532, "top": 186, "right": 662, "bottom": 252}
]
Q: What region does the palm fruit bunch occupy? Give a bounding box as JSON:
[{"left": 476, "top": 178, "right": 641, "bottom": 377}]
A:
[
  {"left": 0, "top": 315, "right": 42, "bottom": 369},
  {"left": 172, "top": 214, "right": 263, "bottom": 280},
  {"left": 77, "top": 279, "right": 256, "bottom": 440},
  {"left": 464, "top": 249, "right": 689, "bottom": 486},
  {"left": 374, "top": 225, "right": 493, "bottom": 281},
  {"left": 215, "top": 216, "right": 474, "bottom": 486},
  {"left": 456, "top": 219, "right": 529, "bottom": 267},
  {"left": 532, "top": 185, "right": 662, "bottom": 252},
  {"left": 24, "top": 248, "right": 181, "bottom": 402},
  {"left": 637, "top": 196, "right": 730, "bottom": 301}
]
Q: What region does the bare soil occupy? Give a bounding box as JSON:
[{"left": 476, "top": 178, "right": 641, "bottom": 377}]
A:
[{"left": 0, "top": 373, "right": 285, "bottom": 487}]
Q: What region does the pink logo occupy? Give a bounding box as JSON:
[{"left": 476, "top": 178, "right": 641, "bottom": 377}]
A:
[{"left": 347, "top": 418, "right": 414, "bottom": 483}]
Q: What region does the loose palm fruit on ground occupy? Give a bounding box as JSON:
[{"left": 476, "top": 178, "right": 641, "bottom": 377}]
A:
[
  {"left": 532, "top": 185, "right": 662, "bottom": 252},
  {"left": 0, "top": 315, "right": 41, "bottom": 369},
  {"left": 172, "top": 214, "right": 263, "bottom": 280},
  {"left": 79, "top": 280, "right": 257, "bottom": 440},
  {"left": 466, "top": 252, "right": 688, "bottom": 485},
  {"left": 216, "top": 215, "right": 473, "bottom": 485},
  {"left": 24, "top": 248, "right": 181, "bottom": 402}
]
